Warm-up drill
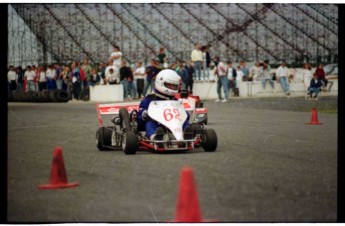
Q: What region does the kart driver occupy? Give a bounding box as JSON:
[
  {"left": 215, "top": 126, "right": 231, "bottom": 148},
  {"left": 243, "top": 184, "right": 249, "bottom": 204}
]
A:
[{"left": 137, "top": 69, "right": 192, "bottom": 141}]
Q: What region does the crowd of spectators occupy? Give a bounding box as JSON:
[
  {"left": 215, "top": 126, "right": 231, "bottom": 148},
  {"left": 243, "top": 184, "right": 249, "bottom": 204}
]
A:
[{"left": 7, "top": 44, "right": 333, "bottom": 102}]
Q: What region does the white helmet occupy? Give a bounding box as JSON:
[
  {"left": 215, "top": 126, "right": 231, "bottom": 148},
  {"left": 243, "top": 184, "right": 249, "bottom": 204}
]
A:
[{"left": 155, "top": 69, "right": 181, "bottom": 96}]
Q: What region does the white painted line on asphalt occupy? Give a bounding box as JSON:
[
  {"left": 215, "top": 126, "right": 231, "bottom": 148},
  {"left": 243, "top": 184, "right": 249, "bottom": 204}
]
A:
[
  {"left": 263, "top": 134, "right": 274, "bottom": 144},
  {"left": 90, "top": 163, "right": 97, "bottom": 174},
  {"left": 148, "top": 205, "right": 158, "bottom": 222}
]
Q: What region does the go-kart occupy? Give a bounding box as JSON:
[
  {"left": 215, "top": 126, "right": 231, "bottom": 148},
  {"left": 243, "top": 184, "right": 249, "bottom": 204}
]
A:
[{"left": 95, "top": 91, "right": 217, "bottom": 154}]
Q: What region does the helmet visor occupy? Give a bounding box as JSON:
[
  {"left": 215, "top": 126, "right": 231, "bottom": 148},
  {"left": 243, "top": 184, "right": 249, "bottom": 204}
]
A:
[{"left": 164, "top": 82, "right": 179, "bottom": 91}]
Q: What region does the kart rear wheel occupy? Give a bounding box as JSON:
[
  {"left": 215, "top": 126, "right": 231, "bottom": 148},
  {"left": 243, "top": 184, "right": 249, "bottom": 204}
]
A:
[
  {"left": 202, "top": 128, "right": 217, "bottom": 152},
  {"left": 96, "top": 127, "right": 112, "bottom": 151},
  {"left": 122, "top": 131, "right": 138, "bottom": 155}
]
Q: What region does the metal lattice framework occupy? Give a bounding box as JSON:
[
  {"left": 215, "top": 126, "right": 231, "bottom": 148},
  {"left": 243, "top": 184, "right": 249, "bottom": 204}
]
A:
[{"left": 8, "top": 3, "right": 338, "bottom": 67}]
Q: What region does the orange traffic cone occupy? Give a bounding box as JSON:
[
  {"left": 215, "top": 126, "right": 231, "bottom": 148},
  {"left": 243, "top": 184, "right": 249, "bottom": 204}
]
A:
[
  {"left": 172, "top": 167, "right": 216, "bottom": 222},
  {"left": 306, "top": 108, "right": 322, "bottom": 125},
  {"left": 38, "top": 146, "right": 79, "bottom": 189}
]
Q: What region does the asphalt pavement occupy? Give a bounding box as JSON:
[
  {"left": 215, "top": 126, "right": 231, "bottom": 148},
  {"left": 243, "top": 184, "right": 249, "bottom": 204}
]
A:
[{"left": 7, "top": 96, "right": 337, "bottom": 223}]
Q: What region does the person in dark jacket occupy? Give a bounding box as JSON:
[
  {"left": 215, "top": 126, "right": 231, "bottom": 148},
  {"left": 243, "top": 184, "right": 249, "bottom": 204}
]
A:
[
  {"left": 314, "top": 63, "right": 327, "bottom": 91},
  {"left": 184, "top": 60, "right": 195, "bottom": 93},
  {"left": 308, "top": 74, "right": 322, "bottom": 100},
  {"left": 201, "top": 45, "right": 211, "bottom": 81}
]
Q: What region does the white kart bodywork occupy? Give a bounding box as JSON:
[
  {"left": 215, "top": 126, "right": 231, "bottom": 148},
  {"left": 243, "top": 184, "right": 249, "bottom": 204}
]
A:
[{"left": 148, "top": 100, "right": 187, "bottom": 141}]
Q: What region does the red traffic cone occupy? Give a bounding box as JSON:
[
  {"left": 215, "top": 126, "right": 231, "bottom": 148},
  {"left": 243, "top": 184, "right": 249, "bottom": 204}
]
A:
[
  {"left": 172, "top": 167, "right": 216, "bottom": 222},
  {"left": 38, "top": 146, "right": 79, "bottom": 189},
  {"left": 306, "top": 108, "right": 322, "bottom": 125}
]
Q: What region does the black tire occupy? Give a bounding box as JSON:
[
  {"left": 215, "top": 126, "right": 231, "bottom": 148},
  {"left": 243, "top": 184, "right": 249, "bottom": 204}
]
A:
[
  {"left": 49, "top": 90, "right": 58, "bottom": 102},
  {"left": 96, "top": 127, "right": 113, "bottom": 151},
  {"left": 119, "top": 107, "right": 131, "bottom": 131},
  {"left": 31, "top": 92, "right": 41, "bottom": 102},
  {"left": 55, "top": 90, "right": 69, "bottom": 102},
  {"left": 122, "top": 131, "right": 138, "bottom": 155},
  {"left": 202, "top": 128, "right": 217, "bottom": 152},
  {"left": 40, "top": 90, "right": 51, "bottom": 102}
]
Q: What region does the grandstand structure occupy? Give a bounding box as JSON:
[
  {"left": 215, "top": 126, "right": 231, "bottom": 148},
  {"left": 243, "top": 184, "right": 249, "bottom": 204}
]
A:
[{"left": 8, "top": 3, "right": 338, "bottom": 67}]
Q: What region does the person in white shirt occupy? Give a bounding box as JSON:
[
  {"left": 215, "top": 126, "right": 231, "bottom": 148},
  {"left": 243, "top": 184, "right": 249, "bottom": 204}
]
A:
[
  {"left": 302, "top": 63, "right": 313, "bottom": 91},
  {"left": 261, "top": 61, "right": 275, "bottom": 93},
  {"left": 7, "top": 65, "right": 18, "bottom": 91},
  {"left": 236, "top": 66, "right": 244, "bottom": 82},
  {"left": 46, "top": 65, "right": 56, "bottom": 90},
  {"left": 249, "top": 62, "right": 262, "bottom": 82},
  {"left": 24, "top": 65, "right": 37, "bottom": 92},
  {"left": 275, "top": 62, "right": 290, "bottom": 95},
  {"left": 38, "top": 66, "right": 47, "bottom": 91},
  {"left": 104, "top": 60, "right": 119, "bottom": 84},
  {"left": 191, "top": 43, "right": 203, "bottom": 81},
  {"left": 133, "top": 61, "right": 146, "bottom": 99},
  {"left": 110, "top": 45, "right": 123, "bottom": 70},
  {"left": 214, "top": 56, "right": 228, "bottom": 103}
]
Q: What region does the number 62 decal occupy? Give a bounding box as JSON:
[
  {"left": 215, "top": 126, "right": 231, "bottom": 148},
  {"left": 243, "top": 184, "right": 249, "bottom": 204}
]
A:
[{"left": 163, "top": 108, "right": 181, "bottom": 121}]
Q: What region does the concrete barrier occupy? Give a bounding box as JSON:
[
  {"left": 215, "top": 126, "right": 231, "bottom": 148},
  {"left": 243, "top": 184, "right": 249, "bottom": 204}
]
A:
[
  {"left": 192, "top": 80, "right": 338, "bottom": 100},
  {"left": 90, "top": 84, "right": 124, "bottom": 102},
  {"left": 89, "top": 80, "right": 338, "bottom": 102}
]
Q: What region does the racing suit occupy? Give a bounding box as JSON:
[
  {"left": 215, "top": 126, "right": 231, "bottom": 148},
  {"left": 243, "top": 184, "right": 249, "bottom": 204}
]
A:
[{"left": 137, "top": 89, "right": 190, "bottom": 139}]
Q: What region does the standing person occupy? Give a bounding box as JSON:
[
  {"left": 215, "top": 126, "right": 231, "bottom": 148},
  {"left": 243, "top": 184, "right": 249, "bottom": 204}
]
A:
[
  {"left": 7, "top": 65, "right": 17, "bottom": 92},
  {"left": 307, "top": 73, "right": 322, "bottom": 100},
  {"left": 314, "top": 63, "right": 328, "bottom": 91},
  {"left": 32, "top": 65, "right": 39, "bottom": 92},
  {"left": 227, "top": 61, "right": 237, "bottom": 96},
  {"left": 276, "top": 62, "right": 290, "bottom": 96},
  {"left": 61, "top": 66, "right": 70, "bottom": 91},
  {"left": 110, "top": 45, "right": 123, "bottom": 71},
  {"left": 24, "top": 65, "right": 36, "bottom": 92},
  {"left": 143, "top": 59, "right": 160, "bottom": 96},
  {"left": 54, "top": 63, "right": 63, "bottom": 90},
  {"left": 81, "top": 59, "right": 92, "bottom": 88},
  {"left": 126, "top": 63, "right": 137, "bottom": 100},
  {"left": 37, "top": 66, "right": 47, "bottom": 91},
  {"left": 302, "top": 63, "right": 313, "bottom": 91},
  {"left": 133, "top": 61, "right": 145, "bottom": 99},
  {"left": 119, "top": 60, "right": 131, "bottom": 100},
  {"left": 191, "top": 43, "right": 203, "bottom": 81},
  {"left": 46, "top": 65, "right": 56, "bottom": 91},
  {"left": 157, "top": 47, "right": 166, "bottom": 67},
  {"left": 240, "top": 60, "right": 249, "bottom": 81},
  {"left": 184, "top": 60, "right": 195, "bottom": 93},
  {"left": 201, "top": 45, "right": 211, "bottom": 82},
  {"left": 71, "top": 62, "right": 82, "bottom": 100},
  {"left": 261, "top": 61, "right": 275, "bottom": 93},
  {"left": 16, "top": 66, "right": 24, "bottom": 93},
  {"left": 236, "top": 65, "right": 244, "bottom": 83},
  {"left": 214, "top": 56, "right": 229, "bottom": 103},
  {"left": 175, "top": 60, "right": 185, "bottom": 89}
]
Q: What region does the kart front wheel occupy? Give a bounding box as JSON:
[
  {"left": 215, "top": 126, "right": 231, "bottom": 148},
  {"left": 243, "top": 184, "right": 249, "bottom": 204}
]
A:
[
  {"left": 202, "top": 129, "right": 217, "bottom": 152},
  {"left": 122, "top": 131, "right": 138, "bottom": 155}
]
